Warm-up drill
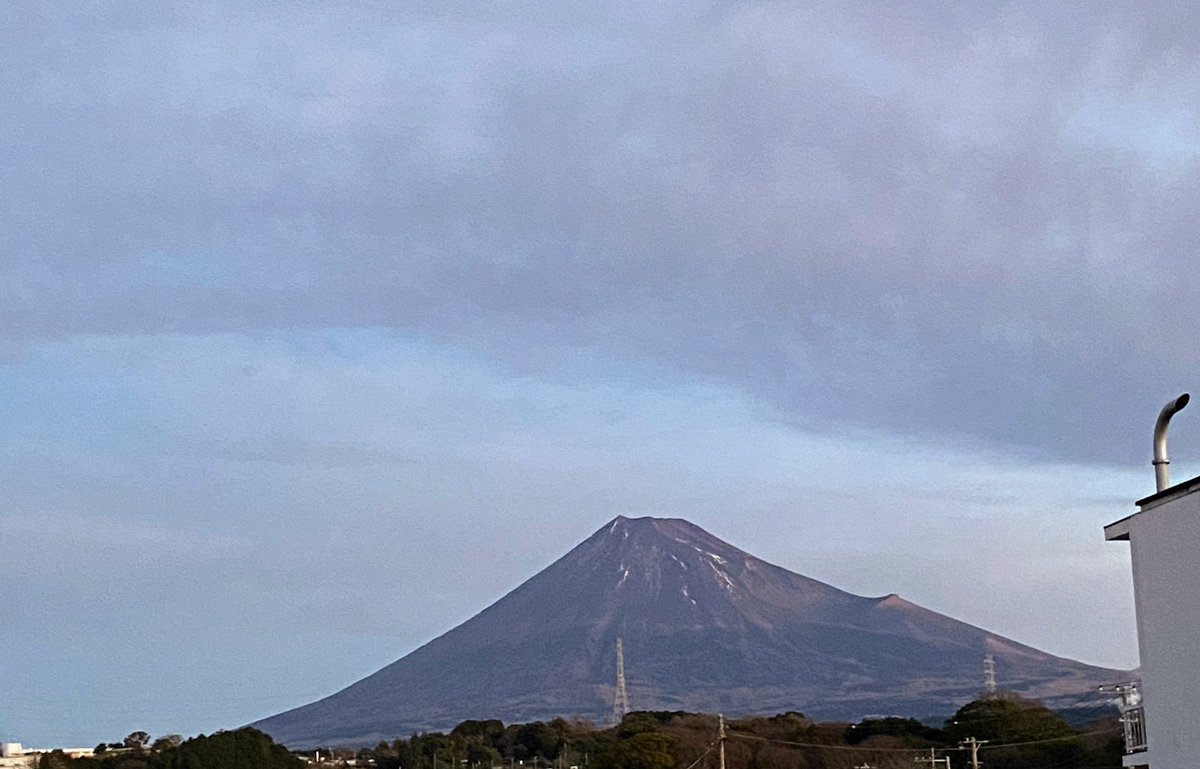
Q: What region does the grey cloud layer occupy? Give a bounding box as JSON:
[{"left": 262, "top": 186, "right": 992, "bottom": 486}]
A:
[{"left": 5, "top": 2, "right": 1200, "bottom": 462}]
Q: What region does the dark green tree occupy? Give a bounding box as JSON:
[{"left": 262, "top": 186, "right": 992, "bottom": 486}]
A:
[
  {"left": 846, "top": 717, "right": 942, "bottom": 745},
  {"left": 155, "top": 728, "right": 301, "bottom": 769},
  {"left": 35, "top": 750, "right": 72, "bottom": 769},
  {"left": 945, "top": 697, "right": 1074, "bottom": 744},
  {"left": 124, "top": 733, "right": 150, "bottom": 751},
  {"left": 617, "top": 712, "right": 664, "bottom": 738},
  {"left": 510, "top": 722, "right": 560, "bottom": 761},
  {"left": 593, "top": 733, "right": 677, "bottom": 769},
  {"left": 151, "top": 736, "right": 182, "bottom": 752},
  {"left": 452, "top": 720, "right": 505, "bottom": 744}
]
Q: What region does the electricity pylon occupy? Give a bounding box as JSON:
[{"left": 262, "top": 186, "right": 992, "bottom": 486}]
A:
[{"left": 612, "top": 638, "right": 629, "bottom": 725}]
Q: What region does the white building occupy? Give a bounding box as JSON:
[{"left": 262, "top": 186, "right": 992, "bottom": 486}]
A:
[
  {"left": 0, "top": 744, "right": 32, "bottom": 769},
  {"left": 1105, "top": 394, "right": 1200, "bottom": 769},
  {"left": 0, "top": 743, "right": 94, "bottom": 768}
]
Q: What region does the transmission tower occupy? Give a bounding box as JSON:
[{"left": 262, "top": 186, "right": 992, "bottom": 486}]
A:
[
  {"left": 612, "top": 637, "right": 630, "bottom": 725},
  {"left": 983, "top": 654, "right": 997, "bottom": 696},
  {"left": 718, "top": 714, "right": 726, "bottom": 769}
]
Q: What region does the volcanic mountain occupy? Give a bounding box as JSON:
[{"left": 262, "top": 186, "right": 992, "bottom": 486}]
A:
[{"left": 254, "top": 516, "right": 1123, "bottom": 747}]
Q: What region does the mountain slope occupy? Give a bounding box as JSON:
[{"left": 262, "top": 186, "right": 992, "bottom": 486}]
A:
[{"left": 254, "top": 516, "right": 1123, "bottom": 747}]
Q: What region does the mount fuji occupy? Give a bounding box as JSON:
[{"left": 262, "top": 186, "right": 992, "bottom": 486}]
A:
[{"left": 254, "top": 516, "right": 1122, "bottom": 747}]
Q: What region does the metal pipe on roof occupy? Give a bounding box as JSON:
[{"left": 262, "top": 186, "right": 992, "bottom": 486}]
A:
[{"left": 1153, "top": 393, "right": 1190, "bottom": 492}]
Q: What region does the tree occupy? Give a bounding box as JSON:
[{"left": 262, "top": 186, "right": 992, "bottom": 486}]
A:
[
  {"left": 463, "top": 742, "right": 501, "bottom": 766},
  {"left": 152, "top": 736, "right": 183, "bottom": 752},
  {"left": 511, "top": 721, "right": 560, "bottom": 761},
  {"left": 155, "top": 728, "right": 301, "bottom": 769},
  {"left": 616, "top": 712, "right": 663, "bottom": 738},
  {"left": 452, "top": 720, "right": 505, "bottom": 744},
  {"left": 846, "top": 717, "right": 941, "bottom": 745},
  {"left": 945, "top": 697, "right": 1074, "bottom": 744},
  {"left": 124, "top": 732, "right": 151, "bottom": 750},
  {"left": 409, "top": 731, "right": 454, "bottom": 769},
  {"left": 35, "top": 751, "right": 71, "bottom": 769},
  {"left": 593, "top": 733, "right": 677, "bottom": 769}
]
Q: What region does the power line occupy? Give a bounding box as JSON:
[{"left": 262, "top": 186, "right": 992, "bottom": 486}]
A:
[
  {"left": 913, "top": 748, "right": 950, "bottom": 769},
  {"left": 679, "top": 742, "right": 715, "bottom": 769},
  {"left": 978, "top": 726, "right": 1121, "bottom": 750},
  {"left": 726, "top": 725, "right": 1122, "bottom": 755},
  {"left": 727, "top": 731, "right": 926, "bottom": 754}
]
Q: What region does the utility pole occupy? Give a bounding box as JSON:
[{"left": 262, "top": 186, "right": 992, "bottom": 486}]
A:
[
  {"left": 959, "top": 738, "right": 988, "bottom": 769},
  {"left": 718, "top": 714, "right": 726, "bottom": 769},
  {"left": 1100, "top": 682, "right": 1145, "bottom": 754},
  {"left": 914, "top": 748, "right": 950, "bottom": 769}
]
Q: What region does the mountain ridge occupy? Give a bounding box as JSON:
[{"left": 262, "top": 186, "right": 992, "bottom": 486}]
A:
[{"left": 254, "top": 515, "right": 1124, "bottom": 747}]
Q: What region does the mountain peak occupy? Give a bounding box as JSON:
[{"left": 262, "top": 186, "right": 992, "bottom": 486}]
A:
[
  {"left": 595, "top": 516, "right": 752, "bottom": 556},
  {"left": 255, "top": 516, "right": 1124, "bottom": 748},
  {"left": 602, "top": 514, "right": 700, "bottom": 533},
  {"left": 574, "top": 516, "right": 780, "bottom": 608}
]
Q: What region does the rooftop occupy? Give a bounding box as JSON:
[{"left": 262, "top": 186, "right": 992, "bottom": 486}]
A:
[{"left": 1106, "top": 473, "right": 1200, "bottom": 541}]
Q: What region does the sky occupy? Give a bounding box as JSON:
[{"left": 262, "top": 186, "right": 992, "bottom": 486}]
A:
[{"left": 4, "top": 0, "right": 1200, "bottom": 748}]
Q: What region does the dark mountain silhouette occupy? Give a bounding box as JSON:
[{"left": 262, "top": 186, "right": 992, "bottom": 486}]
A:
[{"left": 254, "top": 516, "right": 1123, "bottom": 747}]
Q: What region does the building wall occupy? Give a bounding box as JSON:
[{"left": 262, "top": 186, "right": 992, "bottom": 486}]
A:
[
  {"left": 1126, "top": 489, "right": 1200, "bottom": 769},
  {"left": 0, "top": 751, "right": 32, "bottom": 769}
]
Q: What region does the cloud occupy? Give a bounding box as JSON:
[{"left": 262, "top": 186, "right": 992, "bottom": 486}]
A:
[
  {"left": 4, "top": 512, "right": 247, "bottom": 561},
  {"left": 5, "top": 3, "right": 1200, "bottom": 464}
]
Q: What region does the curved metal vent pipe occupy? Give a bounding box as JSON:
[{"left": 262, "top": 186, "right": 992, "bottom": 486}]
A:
[{"left": 1153, "top": 393, "right": 1190, "bottom": 492}]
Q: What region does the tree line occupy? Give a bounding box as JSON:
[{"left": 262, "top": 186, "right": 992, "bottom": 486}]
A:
[
  {"left": 40, "top": 695, "right": 1123, "bottom": 769},
  {"left": 35, "top": 729, "right": 300, "bottom": 769},
  {"left": 308, "top": 695, "right": 1123, "bottom": 769}
]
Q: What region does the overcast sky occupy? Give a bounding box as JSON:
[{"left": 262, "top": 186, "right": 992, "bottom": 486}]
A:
[{"left": 4, "top": 1, "right": 1199, "bottom": 748}]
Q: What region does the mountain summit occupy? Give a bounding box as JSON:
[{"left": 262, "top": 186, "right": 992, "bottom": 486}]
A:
[{"left": 255, "top": 516, "right": 1121, "bottom": 747}]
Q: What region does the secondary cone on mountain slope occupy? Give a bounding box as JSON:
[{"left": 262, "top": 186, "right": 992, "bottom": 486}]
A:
[{"left": 254, "top": 516, "right": 1123, "bottom": 747}]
